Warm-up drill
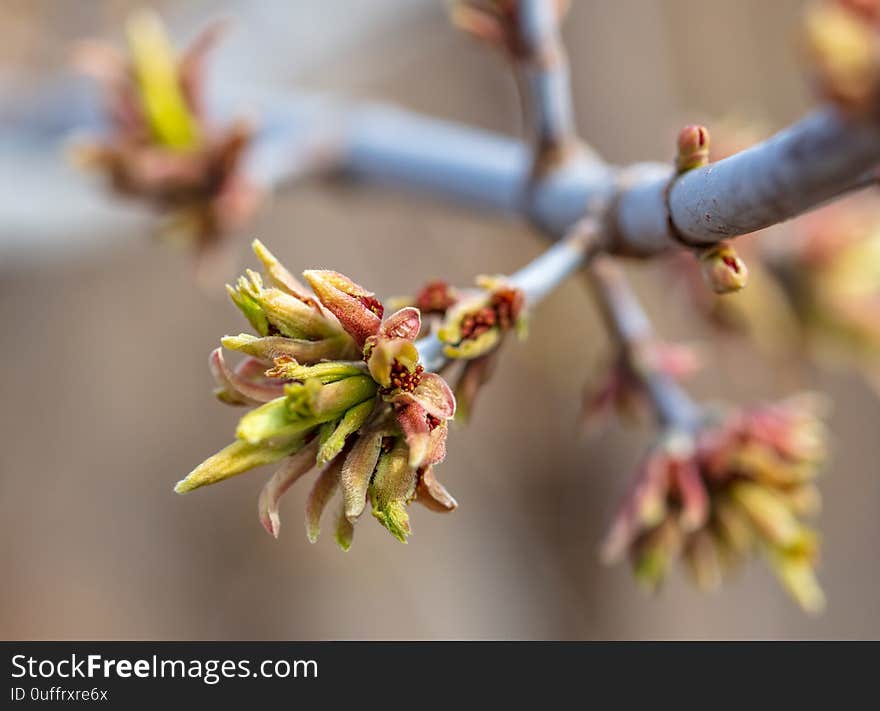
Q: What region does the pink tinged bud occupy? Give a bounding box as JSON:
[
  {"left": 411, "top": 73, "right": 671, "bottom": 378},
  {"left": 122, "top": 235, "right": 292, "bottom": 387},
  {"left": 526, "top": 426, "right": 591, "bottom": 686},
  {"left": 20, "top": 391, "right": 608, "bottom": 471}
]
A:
[
  {"left": 671, "top": 458, "right": 709, "bottom": 532},
  {"left": 415, "top": 466, "right": 458, "bottom": 513},
  {"left": 257, "top": 439, "right": 320, "bottom": 539},
  {"left": 676, "top": 124, "right": 710, "bottom": 173},
  {"left": 305, "top": 456, "right": 344, "bottom": 544},
  {"left": 395, "top": 372, "right": 457, "bottom": 421},
  {"left": 302, "top": 270, "right": 384, "bottom": 348},
  {"left": 393, "top": 374, "right": 456, "bottom": 468},
  {"left": 699, "top": 242, "right": 749, "bottom": 294},
  {"left": 395, "top": 403, "right": 433, "bottom": 469},
  {"left": 600, "top": 452, "right": 671, "bottom": 564},
  {"left": 210, "top": 348, "right": 285, "bottom": 405}
]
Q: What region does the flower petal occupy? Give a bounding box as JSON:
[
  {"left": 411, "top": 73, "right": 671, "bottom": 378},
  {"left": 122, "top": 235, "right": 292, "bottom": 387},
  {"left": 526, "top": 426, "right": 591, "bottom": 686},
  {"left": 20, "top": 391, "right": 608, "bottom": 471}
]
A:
[
  {"left": 600, "top": 451, "right": 671, "bottom": 564},
  {"left": 394, "top": 402, "right": 431, "bottom": 468},
  {"left": 366, "top": 337, "right": 420, "bottom": 388},
  {"left": 401, "top": 372, "right": 456, "bottom": 420},
  {"left": 303, "top": 269, "right": 383, "bottom": 347},
  {"left": 380, "top": 307, "right": 421, "bottom": 341},
  {"left": 415, "top": 466, "right": 457, "bottom": 512},
  {"left": 671, "top": 458, "right": 709, "bottom": 532},
  {"left": 257, "top": 439, "right": 320, "bottom": 538},
  {"left": 210, "top": 348, "right": 285, "bottom": 405}
]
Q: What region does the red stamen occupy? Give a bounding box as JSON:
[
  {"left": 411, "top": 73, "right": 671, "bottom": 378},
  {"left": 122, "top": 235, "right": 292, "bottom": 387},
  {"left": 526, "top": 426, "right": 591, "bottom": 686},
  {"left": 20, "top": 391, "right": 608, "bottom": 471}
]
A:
[
  {"left": 358, "top": 295, "right": 385, "bottom": 319},
  {"left": 415, "top": 280, "right": 456, "bottom": 314}
]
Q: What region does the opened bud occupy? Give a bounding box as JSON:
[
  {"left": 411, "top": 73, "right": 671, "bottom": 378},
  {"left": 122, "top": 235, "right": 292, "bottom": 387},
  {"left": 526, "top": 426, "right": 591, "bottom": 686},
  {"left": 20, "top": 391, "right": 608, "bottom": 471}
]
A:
[{"left": 698, "top": 242, "right": 749, "bottom": 294}]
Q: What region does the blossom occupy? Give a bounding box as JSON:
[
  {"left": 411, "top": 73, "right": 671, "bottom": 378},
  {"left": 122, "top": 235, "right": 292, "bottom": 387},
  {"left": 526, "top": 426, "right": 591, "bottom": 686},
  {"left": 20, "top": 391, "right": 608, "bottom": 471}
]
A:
[
  {"left": 602, "top": 394, "right": 828, "bottom": 613},
  {"left": 175, "top": 241, "right": 457, "bottom": 547},
  {"left": 403, "top": 275, "right": 526, "bottom": 421},
  {"left": 73, "top": 10, "right": 259, "bottom": 257}
]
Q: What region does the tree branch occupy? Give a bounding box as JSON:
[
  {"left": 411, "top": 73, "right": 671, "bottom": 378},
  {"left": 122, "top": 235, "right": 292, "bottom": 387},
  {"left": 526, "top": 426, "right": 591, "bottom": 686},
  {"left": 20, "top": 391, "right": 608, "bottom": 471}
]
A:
[
  {"left": 584, "top": 256, "right": 702, "bottom": 430},
  {"left": 283, "top": 99, "right": 880, "bottom": 251}
]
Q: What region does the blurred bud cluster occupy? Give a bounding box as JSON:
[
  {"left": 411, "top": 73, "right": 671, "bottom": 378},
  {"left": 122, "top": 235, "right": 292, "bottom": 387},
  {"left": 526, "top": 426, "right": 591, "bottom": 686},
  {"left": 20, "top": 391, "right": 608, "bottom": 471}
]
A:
[
  {"left": 602, "top": 394, "right": 828, "bottom": 613},
  {"left": 72, "top": 10, "right": 259, "bottom": 262}
]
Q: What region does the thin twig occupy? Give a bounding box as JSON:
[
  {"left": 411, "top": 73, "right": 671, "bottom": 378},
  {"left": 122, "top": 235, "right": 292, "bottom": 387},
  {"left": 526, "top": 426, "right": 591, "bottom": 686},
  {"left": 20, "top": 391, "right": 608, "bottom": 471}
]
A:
[{"left": 585, "top": 256, "right": 702, "bottom": 430}]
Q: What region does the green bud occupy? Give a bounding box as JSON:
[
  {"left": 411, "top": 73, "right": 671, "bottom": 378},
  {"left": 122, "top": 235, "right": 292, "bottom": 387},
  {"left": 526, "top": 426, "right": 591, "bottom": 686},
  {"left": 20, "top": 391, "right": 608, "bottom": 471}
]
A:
[
  {"left": 767, "top": 546, "right": 825, "bottom": 614},
  {"left": 237, "top": 395, "right": 310, "bottom": 447},
  {"left": 713, "top": 497, "right": 756, "bottom": 554},
  {"left": 252, "top": 239, "right": 310, "bottom": 296},
  {"left": 317, "top": 399, "right": 377, "bottom": 467},
  {"left": 633, "top": 519, "right": 681, "bottom": 591},
  {"left": 268, "top": 359, "right": 368, "bottom": 384},
  {"left": 340, "top": 425, "right": 388, "bottom": 522},
  {"left": 698, "top": 242, "right": 749, "bottom": 295},
  {"left": 729, "top": 481, "right": 803, "bottom": 549},
  {"left": 226, "top": 282, "right": 271, "bottom": 337},
  {"left": 286, "top": 376, "right": 378, "bottom": 421},
  {"left": 369, "top": 439, "right": 417, "bottom": 543},
  {"left": 335, "top": 502, "right": 355, "bottom": 552},
  {"left": 174, "top": 437, "right": 302, "bottom": 494},
  {"left": 228, "top": 270, "right": 340, "bottom": 340},
  {"left": 236, "top": 375, "right": 377, "bottom": 447}
]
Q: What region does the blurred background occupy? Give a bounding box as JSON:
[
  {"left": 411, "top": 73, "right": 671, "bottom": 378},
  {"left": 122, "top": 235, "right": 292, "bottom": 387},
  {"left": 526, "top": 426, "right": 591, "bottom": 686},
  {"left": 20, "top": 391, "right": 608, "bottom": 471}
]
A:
[{"left": 2, "top": 0, "right": 879, "bottom": 640}]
